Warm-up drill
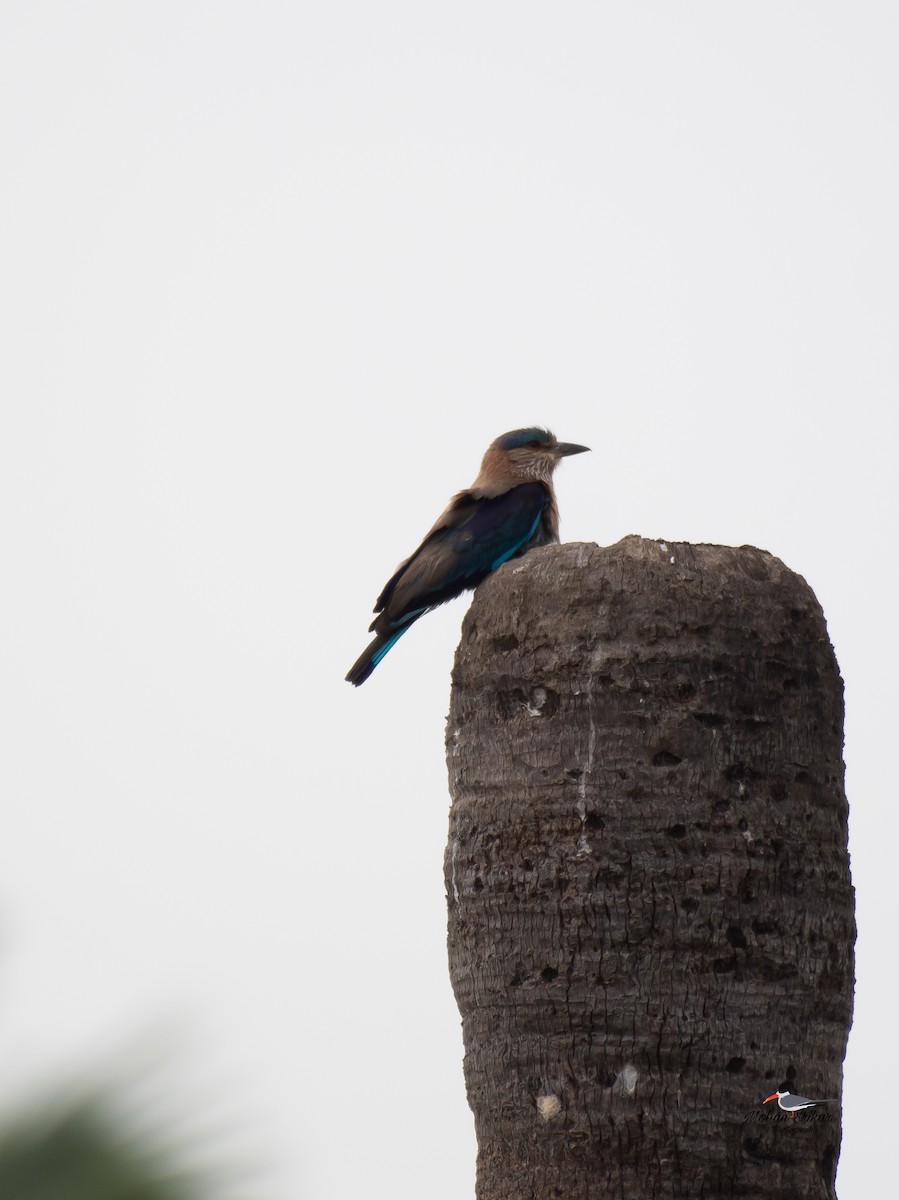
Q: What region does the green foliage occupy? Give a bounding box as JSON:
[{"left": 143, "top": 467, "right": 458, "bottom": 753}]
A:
[{"left": 0, "top": 1097, "right": 208, "bottom": 1200}]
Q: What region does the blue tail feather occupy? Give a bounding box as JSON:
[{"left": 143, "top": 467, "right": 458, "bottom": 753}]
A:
[{"left": 345, "top": 625, "right": 411, "bottom": 687}]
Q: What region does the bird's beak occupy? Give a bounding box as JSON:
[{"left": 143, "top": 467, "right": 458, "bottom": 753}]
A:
[
  {"left": 554, "top": 442, "right": 591, "bottom": 457},
  {"left": 762, "top": 1094, "right": 778, "bottom": 1104}
]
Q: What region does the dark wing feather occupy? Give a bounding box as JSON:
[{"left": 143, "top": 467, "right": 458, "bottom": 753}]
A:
[{"left": 372, "top": 483, "right": 547, "bottom": 634}]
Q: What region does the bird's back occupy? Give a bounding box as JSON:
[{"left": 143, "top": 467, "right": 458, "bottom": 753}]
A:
[{"left": 373, "top": 481, "right": 551, "bottom": 632}]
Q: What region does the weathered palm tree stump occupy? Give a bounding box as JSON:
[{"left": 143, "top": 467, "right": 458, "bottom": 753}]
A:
[{"left": 445, "top": 537, "right": 854, "bottom": 1200}]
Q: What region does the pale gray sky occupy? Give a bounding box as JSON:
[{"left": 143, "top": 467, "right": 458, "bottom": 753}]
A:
[{"left": 1, "top": 3, "right": 896, "bottom": 1196}]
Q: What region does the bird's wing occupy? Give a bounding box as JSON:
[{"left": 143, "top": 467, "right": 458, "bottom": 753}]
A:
[
  {"left": 373, "top": 483, "right": 547, "bottom": 629},
  {"left": 373, "top": 491, "right": 480, "bottom": 613},
  {"left": 777, "top": 1094, "right": 825, "bottom": 1108}
]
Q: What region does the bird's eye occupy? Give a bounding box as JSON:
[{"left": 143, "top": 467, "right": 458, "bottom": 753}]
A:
[{"left": 526, "top": 440, "right": 542, "bottom": 448}]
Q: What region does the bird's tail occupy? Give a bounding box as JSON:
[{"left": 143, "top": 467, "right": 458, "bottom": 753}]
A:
[{"left": 345, "top": 626, "right": 410, "bottom": 686}]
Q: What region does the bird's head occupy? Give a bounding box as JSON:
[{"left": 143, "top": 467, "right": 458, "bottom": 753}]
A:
[
  {"left": 474, "top": 427, "right": 590, "bottom": 491},
  {"left": 763, "top": 1092, "right": 786, "bottom": 1104}
]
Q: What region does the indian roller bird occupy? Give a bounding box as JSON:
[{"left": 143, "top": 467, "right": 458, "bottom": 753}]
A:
[{"left": 346, "top": 427, "right": 589, "bottom": 685}]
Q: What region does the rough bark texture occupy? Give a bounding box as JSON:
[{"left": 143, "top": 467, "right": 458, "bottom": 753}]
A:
[{"left": 445, "top": 537, "right": 854, "bottom": 1200}]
